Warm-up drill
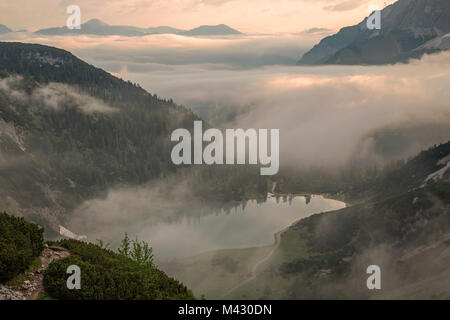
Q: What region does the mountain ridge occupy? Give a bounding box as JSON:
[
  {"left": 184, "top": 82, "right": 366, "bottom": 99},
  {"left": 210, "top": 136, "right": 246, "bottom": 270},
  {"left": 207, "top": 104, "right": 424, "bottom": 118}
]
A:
[
  {"left": 35, "top": 19, "right": 242, "bottom": 37},
  {"left": 298, "top": 0, "right": 450, "bottom": 65},
  {"left": 0, "top": 24, "right": 12, "bottom": 34}
]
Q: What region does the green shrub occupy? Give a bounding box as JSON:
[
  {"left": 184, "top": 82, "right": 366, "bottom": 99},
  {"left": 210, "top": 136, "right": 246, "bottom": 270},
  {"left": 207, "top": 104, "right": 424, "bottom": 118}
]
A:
[
  {"left": 44, "top": 239, "right": 195, "bottom": 300},
  {"left": 0, "top": 212, "right": 44, "bottom": 283}
]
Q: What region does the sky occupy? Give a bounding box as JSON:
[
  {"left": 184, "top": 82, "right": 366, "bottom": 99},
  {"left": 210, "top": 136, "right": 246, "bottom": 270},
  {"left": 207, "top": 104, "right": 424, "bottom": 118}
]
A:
[{"left": 0, "top": 0, "right": 396, "bottom": 33}]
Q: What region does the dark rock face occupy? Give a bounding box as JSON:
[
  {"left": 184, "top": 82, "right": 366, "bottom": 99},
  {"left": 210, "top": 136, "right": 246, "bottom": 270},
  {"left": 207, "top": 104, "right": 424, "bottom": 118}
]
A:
[{"left": 298, "top": 0, "right": 450, "bottom": 65}]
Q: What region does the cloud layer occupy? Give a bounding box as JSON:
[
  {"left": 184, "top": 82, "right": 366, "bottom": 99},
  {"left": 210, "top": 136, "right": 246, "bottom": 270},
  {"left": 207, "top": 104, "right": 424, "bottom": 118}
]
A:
[
  {"left": 0, "top": 76, "right": 117, "bottom": 114},
  {"left": 0, "top": 0, "right": 396, "bottom": 33},
  {"left": 3, "top": 32, "right": 448, "bottom": 169}
]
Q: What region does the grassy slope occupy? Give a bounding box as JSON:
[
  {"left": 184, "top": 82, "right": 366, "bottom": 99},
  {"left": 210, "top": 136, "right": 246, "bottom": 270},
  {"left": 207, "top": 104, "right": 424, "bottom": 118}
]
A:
[{"left": 158, "top": 246, "right": 273, "bottom": 299}]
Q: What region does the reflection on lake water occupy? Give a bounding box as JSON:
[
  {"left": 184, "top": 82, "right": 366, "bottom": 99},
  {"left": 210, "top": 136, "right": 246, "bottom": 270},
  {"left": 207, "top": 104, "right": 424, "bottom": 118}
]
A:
[{"left": 142, "top": 195, "right": 345, "bottom": 259}]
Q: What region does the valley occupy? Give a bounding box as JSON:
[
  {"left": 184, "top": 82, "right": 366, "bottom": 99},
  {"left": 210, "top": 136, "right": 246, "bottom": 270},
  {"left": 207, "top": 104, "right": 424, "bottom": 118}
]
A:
[{"left": 0, "top": 0, "right": 449, "bottom": 301}]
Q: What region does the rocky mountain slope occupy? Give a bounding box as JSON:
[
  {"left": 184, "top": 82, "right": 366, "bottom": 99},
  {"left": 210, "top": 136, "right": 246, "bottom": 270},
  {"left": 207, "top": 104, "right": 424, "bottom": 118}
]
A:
[{"left": 298, "top": 0, "right": 450, "bottom": 65}]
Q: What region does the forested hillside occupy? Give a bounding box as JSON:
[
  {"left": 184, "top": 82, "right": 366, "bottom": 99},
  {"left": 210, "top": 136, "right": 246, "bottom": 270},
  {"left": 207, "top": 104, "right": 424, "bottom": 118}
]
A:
[{"left": 0, "top": 42, "right": 268, "bottom": 234}]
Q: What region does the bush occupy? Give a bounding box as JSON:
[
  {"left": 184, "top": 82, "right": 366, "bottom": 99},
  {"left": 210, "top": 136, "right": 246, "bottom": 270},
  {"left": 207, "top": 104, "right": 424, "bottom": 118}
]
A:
[
  {"left": 0, "top": 212, "right": 44, "bottom": 283},
  {"left": 44, "top": 239, "right": 195, "bottom": 300}
]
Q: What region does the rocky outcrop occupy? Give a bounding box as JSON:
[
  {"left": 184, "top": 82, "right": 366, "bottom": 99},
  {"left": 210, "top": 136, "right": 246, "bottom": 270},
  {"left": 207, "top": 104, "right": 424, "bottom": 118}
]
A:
[{"left": 0, "top": 285, "right": 25, "bottom": 300}]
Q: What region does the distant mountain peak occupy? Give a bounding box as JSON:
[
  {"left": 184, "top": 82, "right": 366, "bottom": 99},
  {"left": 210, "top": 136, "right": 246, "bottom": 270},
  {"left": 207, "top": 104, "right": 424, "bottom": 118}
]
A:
[
  {"left": 34, "top": 20, "right": 242, "bottom": 37},
  {"left": 183, "top": 24, "right": 242, "bottom": 36},
  {"left": 83, "top": 18, "right": 108, "bottom": 27},
  {"left": 0, "top": 24, "right": 12, "bottom": 34}
]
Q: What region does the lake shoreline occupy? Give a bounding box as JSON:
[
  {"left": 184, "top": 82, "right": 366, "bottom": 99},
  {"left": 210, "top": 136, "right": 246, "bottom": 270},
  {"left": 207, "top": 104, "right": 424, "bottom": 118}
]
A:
[
  {"left": 162, "top": 194, "right": 347, "bottom": 299},
  {"left": 171, "top": 194, "right": 347, "bottom": 261}
]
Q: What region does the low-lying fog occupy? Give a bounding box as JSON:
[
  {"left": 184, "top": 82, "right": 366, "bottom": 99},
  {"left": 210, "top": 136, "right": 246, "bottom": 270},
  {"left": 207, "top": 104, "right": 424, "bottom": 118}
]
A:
[
  {"left": 70, "top": 194, "right": 345, "bottom": 259},
  {"left": 3, "top": 33, "right": 449, "bottom": 168},
  {"left": 3, "top": 33, "right": 449, "bottom": 258}
]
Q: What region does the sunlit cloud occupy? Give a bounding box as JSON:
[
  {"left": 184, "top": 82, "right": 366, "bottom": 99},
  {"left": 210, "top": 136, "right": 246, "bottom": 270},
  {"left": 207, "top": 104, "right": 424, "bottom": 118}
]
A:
[{"left": 0, "top": 0, "right": 398, "bottom": 33}]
